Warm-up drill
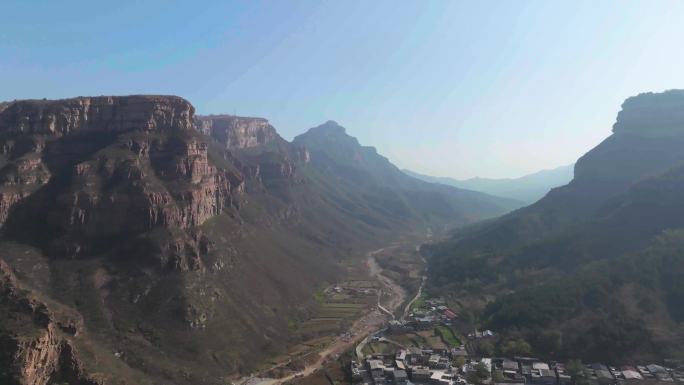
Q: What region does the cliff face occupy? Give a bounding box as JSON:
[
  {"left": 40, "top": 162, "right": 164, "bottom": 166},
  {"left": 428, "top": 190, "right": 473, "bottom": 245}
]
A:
[
  {"left": 0, "top": 95, "right": 194, "bottom": 135},
  {"left": 196, "top": 115, "right": 278, "bottom": 149},
  {"left": 0, "top": 259, "right": 97, "bottom": 385},
  {"left": 573, "top": 90, "right": 684, "bottom": 188},
  {"left": 0, "top": 96, "right": 320, "bottom": 385},
  {"left": 612, "top": 89, "right": 684, "bottom": 137},
  {"left": 0, "top": 96, "right": 244, "bottom": 267}
]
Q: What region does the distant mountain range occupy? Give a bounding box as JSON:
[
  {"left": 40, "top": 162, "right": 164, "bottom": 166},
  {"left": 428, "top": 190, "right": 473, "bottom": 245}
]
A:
[
  {"left": 403, "top": 164, "right": 574, "bottom": 206},
  {"left": 426, "top": 89, "right": 684, "bottom": 363}
]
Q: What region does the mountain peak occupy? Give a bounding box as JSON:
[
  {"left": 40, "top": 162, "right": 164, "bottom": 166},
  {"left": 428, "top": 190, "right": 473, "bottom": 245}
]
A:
[
  {"left": 294, "top": 120, "right": 360, "bottom": 149},
  {"left": 307, "top": 120, "right": 347, "bottom": 136}
]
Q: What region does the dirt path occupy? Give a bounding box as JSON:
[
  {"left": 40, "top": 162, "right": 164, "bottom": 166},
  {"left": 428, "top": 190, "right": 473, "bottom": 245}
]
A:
[
  {"left": 238, "top": 246, "right": 409, "bottom": 385},
  {"left": 240, "top": 306, "right": 387, "bottom": 385},
  {"left": 367, "top": 247, "right": 407, "bottom": 319},
  {"left": 401, "top": 255, "right": 427, "bottom": 321}
]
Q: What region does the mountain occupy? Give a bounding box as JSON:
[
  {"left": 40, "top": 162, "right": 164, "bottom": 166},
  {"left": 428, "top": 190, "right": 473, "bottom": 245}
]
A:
[
  {"left": 293, "top": 121, "right": 519, "bottom": 228},
  {"left": 426, "top": 89, "right": 684, "bottom": 363},
  {"left": 0, "top": 97, "right": 512, "bottom": 385},
  {"left": 404, "top": 164, "right": 574, "bottom": 205}
]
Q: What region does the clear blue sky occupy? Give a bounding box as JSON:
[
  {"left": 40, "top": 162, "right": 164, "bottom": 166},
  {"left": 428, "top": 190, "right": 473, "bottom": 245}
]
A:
[{"left": 2, "top": 1, "right": 684, "bottom": 178}]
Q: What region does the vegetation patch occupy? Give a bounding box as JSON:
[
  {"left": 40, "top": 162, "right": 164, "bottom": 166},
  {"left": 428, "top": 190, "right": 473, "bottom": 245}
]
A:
[{"left": 435, "top": 325, "right": 461, "bottom": 347}]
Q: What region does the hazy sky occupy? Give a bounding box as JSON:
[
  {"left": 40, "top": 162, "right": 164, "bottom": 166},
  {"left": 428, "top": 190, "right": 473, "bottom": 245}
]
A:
[{"left": 3, "top": 1, "right": 684, "bottom": 178}]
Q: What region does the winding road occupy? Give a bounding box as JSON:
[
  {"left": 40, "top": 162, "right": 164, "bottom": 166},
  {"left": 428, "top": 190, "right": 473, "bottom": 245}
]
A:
[{"left": 238, "top": 243, "right": 426, "bottom": 385}]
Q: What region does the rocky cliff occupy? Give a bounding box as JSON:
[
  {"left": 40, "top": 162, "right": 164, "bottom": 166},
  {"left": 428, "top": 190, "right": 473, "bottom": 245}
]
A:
[
  {"left": 613, "top": 89, "right": 684, "bottom": 137},
  {"left": 0, "top": 258, "right": 98, "bottom": 385},
  {"left": 0, "top": 96, "right": 345, "bottom": 385},
  {"left": 0, "top": 96, "right": 245, "bottom": 269},
  {"left": 195, "top": 115, "right": 278, "bottom": 149},
  {"left": 573, "top": 90, "right": 684, "bottom": 187},
  {"left": 0, "top": 95, "right": 194, "bottom": 135}
]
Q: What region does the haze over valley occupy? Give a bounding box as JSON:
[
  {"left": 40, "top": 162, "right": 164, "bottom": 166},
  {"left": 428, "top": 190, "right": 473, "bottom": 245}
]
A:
[{"left": 404, "top": 164, "right": 574, "bottom": 206}]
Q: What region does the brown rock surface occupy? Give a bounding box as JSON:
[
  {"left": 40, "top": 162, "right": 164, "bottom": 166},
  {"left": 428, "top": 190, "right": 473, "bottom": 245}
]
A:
[
  {"left": 0, "top": 96, "right": 242, "bottom": 266},
  {"left": 0, "top": 259, "right": 97, "bottom": 385},
  {"left": 0, "top": 95, "right": 194, "bottom": 135},
  {"left": 0, "top": 96, "right": 319, "bottom": 385},
  {"left": 196, "top": 115, "right": 278, "bottom": 148}
]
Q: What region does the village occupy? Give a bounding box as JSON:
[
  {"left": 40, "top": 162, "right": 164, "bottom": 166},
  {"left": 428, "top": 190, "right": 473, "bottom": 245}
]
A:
[
  {"left": 350, "top": 298, "right": 684, "bottom": 385},
  {"left": 238, "top": 247, "right": 684, "bottom": 385}
]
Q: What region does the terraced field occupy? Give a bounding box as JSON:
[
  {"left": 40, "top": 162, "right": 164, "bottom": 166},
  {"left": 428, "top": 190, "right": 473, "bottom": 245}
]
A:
[{"left": 295, "top": 280, "right": 377, "bottom": 342}]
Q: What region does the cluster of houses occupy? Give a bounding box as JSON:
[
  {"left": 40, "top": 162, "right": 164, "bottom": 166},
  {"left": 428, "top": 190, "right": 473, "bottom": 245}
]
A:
[
  {"left": 351, "top": 295, "right": 682, "bottom": 385},
  {"left": 388, "top": 298, "right": 459, "bottom": 334},
  {"left": 327, "top": 285, "right": 375, "bottom": 296},
  {"left": 351, "top": 349, "right": 684, "bottom": 385},
  {"left": 577, "top": 363, "right": 684, "bottom": 384},
  {"left": 351, "top": 346, "right": 465, "bottom": 385}
]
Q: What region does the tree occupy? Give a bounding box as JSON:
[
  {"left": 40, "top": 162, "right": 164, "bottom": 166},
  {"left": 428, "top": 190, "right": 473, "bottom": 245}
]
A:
[
  {"left": 466, "top": 362, "right": 491, "bottom": 385},
  {"left": 476, "top": 341, "right": 495, "bottom": 357},
  {"left": 475, "top": 362, "right": 490, "bottom": 379},
  {"left": 501, "top": 338, "right": 532, "bottom": 357},
  {"left": 534, "top": 331, "right": 562, "bottom": 354},
  {"left": 567, "top": 359, "right": 588, "bottom": 385}
]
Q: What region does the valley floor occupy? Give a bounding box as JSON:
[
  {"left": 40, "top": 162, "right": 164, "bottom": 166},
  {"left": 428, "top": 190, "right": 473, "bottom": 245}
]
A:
[{"left": 237, "top": 241, "right": 427, "bottom": 385}]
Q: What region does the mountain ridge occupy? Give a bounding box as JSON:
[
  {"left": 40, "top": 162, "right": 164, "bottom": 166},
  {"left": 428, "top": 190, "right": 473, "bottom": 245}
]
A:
[{"left": 403, "top": 164, "right": 573, "bottom": 205}]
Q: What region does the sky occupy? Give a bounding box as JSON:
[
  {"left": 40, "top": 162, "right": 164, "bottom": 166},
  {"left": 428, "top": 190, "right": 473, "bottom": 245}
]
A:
[{"left": 2, "top": 1, "right": 684, "bottom": 179}]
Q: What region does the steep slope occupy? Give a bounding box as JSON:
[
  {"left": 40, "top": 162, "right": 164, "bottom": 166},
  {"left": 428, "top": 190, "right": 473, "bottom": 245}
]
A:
[
  {"left": 403, "top": 164, "right": 573, "bottom": 205},
  {"left": 438, "top": 90, "right": 684, "bottom": 254},
  {"left": 427, "top": 89, "right": 684, "bottom": 363},
  {"left": 293, "top": 120, "right": 518, "bottom": 232},
  {"left": 0, "top": 98, "right": 343, "bottom": 385},
  {"left": 0, "top": 98, "right": 513, "bottom": 385}
]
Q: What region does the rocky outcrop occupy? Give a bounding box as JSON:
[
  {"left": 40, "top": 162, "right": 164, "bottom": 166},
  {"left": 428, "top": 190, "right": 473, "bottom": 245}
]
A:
[
  {"left": 0, "top": 191, "right": 33, "bottom": 226},
  {"left": 0, "top": 136, "right": 51, "bottom": 225},
  {"left": 0, "top": 96, "right": 244, "bottom": 267},
  {"left": 574, "top": 90, "right": 684, "bottom": 187},
  {"left": 4, "top": 325, "right": 99, "bottom": 385},
  {"left": 55, "top": 137, "right": 234, "bottom": 233},
  {"left": 0, "top": 259, "right": 97, "bottom": 385},
  {"left": 613, "top": 89, "right": 684, "bottom": 137},
  {"left": 196, "top": 115, "right": 278, "bottom": 148},
  {"left": 0, "top": 96, "right": 194, "bottom": 229},
  {"left": 295, "top": 145, "right": 310, "bottom": 163},
  {"left": 0, "top": 95, "right": 194, "bottom": 136}
]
